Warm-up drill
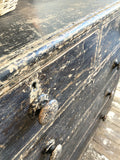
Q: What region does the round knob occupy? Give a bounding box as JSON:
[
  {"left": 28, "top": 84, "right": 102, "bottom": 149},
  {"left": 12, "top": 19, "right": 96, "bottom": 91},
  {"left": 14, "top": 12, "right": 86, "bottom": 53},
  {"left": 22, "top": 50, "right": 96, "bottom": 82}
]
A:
[
  {"left": 50, "top": 144, "right": 62, "bottom": 160},
  {"left": 44, "top": 139, "right": 62, "bottom": 160},
  {"left": 105, "top": 88, "right": 115, "bottom": 98},
  {"left": 100, "top": 115, "right": 106, "bottom": 121},
  {"left": 39, "top": 99, "right": 59, "bottom": 125},
  {"left": 105, "top": 89, "right": 112, "bottom": 97},
  {"left": 112, "top": 59, "right": 119, "bottom": 69}
]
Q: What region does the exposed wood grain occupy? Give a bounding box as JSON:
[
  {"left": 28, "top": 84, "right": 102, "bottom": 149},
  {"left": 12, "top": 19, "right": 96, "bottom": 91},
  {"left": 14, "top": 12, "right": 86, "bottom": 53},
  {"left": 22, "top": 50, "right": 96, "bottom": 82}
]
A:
[
  {"left": 85, "top": 141, "right": 118, "bottom": 160},
  {"left": 112, "top": 101, "right": 120, "bottom": 113},
  {"left": 94, "top": 130, "right": 120, "bottom": 156},
  {"left": 0, "top": 1, "right": 120, "bottom": 160},
  {"left": 107, "top": 108, "right": 120, "bottom": 128},
  {"left": 81, "top": 143, "right": 109, "bottom": 160}
]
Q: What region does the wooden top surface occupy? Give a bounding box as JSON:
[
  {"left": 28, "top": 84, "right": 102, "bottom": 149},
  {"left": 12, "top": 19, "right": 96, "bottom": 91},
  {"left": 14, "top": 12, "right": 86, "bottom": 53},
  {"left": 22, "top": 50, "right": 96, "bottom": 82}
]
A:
[
  {"left": 80, "top": 79, "right": 120, "bottom": 160},
  {"left": 0, "top": 0, "right": 119, "bottom": 58}
]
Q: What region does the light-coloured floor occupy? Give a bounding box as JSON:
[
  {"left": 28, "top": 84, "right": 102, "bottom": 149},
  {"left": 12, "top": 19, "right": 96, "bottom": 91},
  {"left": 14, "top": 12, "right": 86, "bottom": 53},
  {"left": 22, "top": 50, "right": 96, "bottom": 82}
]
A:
[{"left": 80, "top": 79, "right": 120, "bottom": 160}]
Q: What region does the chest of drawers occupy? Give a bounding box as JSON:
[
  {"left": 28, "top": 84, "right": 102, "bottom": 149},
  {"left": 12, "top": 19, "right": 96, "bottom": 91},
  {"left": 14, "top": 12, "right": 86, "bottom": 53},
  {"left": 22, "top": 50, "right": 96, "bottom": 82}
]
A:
[{"left": 0, "top": 0, "right": 120, "bottom": 159}]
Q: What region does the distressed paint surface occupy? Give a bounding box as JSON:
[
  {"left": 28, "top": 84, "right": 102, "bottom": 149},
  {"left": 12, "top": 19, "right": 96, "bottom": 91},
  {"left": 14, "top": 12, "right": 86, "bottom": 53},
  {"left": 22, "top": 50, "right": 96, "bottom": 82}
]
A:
[
  {"left": 0, "top": 0, "right": 120, "bottom": 160},
  {"left": 0, "top": 48, "right": 119, "bottom": 159},
  {"left": 0, "top": 0, "right": 120, "bottom": 96}
]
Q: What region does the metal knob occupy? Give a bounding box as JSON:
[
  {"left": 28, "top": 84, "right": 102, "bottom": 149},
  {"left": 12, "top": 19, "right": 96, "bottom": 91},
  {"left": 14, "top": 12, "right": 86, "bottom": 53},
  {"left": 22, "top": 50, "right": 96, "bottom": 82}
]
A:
[
  {"left": 50, "top": 144, "right": 62, "bottom": 160},
  {"left": 39, "top": 99, "right": 59, "bottom": 125},
  {"left": 105, "top": 88, "right": 115, "bottom": 98},
  {"left": 100, "top": 115, "right": 106, "bottom": 121},
  {"left": 29, "top": 93, "right": 59, "bottom": 124},
  {"left": 105, "top": 89, "right": 112, "bottom": 97},
  {"left": 45, "top": 139, "right": 62, "bottom": 160},
  {"left": 112, "top": 59, "right": 119, "bottom": 69}
]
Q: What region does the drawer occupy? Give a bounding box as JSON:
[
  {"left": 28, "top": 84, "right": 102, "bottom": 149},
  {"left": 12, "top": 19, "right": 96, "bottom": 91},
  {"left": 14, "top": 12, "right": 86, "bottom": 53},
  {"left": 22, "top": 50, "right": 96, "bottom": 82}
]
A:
[{"left": 1, "top": 46, "right": 119, "bottom": 160}]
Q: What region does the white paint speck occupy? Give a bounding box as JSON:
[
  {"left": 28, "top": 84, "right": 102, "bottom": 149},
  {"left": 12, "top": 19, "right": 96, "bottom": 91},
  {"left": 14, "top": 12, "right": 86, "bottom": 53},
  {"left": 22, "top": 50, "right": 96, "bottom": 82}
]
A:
[{"left": 68, "top": 74, "right": 72, "bottom": 78}]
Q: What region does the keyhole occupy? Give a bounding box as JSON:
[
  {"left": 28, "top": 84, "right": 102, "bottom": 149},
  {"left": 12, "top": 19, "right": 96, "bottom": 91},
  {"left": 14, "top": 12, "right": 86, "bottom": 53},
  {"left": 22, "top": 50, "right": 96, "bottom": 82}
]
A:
[{"left": 32, "top": 82, "right": 37, "bottom": 89}]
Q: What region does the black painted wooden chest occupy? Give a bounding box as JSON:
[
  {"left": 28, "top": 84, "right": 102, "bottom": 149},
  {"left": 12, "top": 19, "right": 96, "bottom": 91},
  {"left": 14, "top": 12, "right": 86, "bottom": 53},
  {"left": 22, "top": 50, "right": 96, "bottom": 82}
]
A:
[{"left": 0, "top": 0, "right": 120, "bottom": 159}]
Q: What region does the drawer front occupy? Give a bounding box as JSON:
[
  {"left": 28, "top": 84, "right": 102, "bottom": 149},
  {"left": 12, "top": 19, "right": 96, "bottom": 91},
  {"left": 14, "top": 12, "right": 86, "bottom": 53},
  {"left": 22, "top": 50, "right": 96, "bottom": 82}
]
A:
[{"left": 5, "top": 47, "right": 120, "bottom": 160}]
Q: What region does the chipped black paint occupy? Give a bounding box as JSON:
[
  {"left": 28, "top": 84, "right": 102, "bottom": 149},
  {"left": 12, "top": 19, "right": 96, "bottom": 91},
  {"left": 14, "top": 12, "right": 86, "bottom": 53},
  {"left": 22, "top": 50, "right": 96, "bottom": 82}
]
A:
[
  {"left": 0, "top": 1, "right": 120, "bottom": 160},
  {"left": 100, "top": 14, "right": 120, "bottom": 61},
  {"left": 0, "top": 0, "right": 120, "bottom": 96}
]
